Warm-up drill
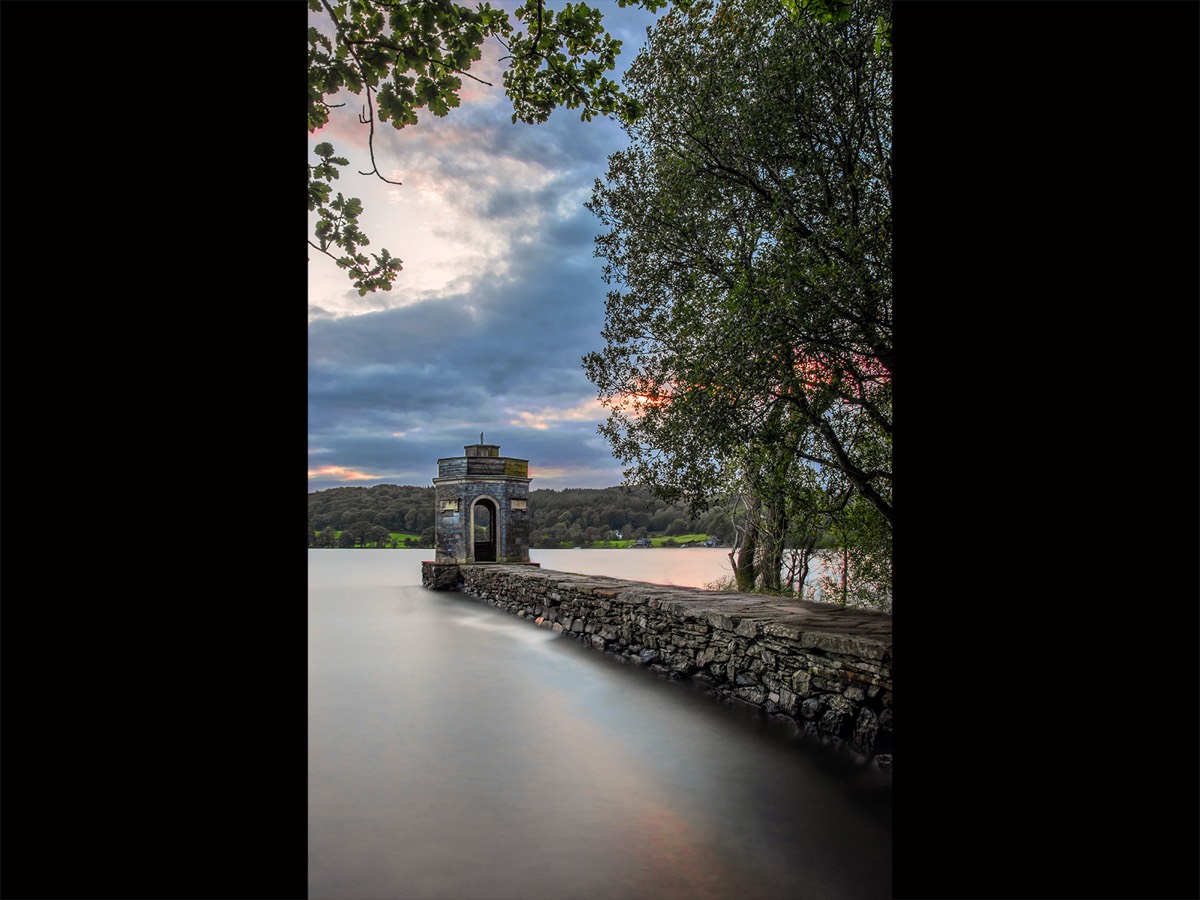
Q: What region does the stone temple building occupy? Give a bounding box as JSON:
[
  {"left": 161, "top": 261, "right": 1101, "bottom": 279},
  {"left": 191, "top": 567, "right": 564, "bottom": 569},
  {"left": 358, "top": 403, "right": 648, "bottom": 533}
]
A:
[{"left": 432, "top": 437, "right": 532, "bottom": 564}]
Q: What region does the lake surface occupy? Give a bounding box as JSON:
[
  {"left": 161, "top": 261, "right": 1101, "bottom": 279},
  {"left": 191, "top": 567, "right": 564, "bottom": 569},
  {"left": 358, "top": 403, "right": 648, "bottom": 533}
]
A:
[
  {"left": 533, "top": 547, "right": 738, "bottom": 588},
  {"left": 309, "top": 549, "right": 891, "bottom": 899},
  {"left": 534, "top": 547, "right": 832, "bottom": 595}
]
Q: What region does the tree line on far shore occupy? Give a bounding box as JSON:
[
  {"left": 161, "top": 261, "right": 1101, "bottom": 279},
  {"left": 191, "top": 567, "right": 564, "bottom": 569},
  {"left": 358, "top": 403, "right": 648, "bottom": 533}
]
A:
[{"left": 307, "top": 483, "right": 742, "bottom": 550}]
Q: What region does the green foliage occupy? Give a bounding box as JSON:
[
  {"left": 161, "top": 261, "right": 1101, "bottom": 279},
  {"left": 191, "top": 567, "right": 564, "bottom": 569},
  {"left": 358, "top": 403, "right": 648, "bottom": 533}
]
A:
[
  {"left": 308, "top": 483, "right": 437, "bottom": 537},
  {"left": 780, "top": 0, "right": 852, "bottom": 25},
  {"left": 874, "top": 14, "right": 892, "bottom": 53},
  {"left": 308, "top": 527, "right": 421, "bottom": 548},
  {"left": 781, "top": 0, "right": 891, "bottom": 49}
]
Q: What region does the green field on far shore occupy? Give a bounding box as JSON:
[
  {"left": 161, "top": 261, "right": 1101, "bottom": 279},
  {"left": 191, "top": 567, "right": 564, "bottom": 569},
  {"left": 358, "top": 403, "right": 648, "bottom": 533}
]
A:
[{"left": 316, "top": 532, "right": 717, "bottom": 549}]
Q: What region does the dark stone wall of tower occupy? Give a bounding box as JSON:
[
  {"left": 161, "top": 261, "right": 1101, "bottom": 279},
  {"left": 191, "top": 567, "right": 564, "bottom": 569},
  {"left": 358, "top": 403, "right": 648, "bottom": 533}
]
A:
[
  {"left": 432, "top": 443, "right": 532, "bottom": 564},
  {"left": 433, "top": 477, "right": 531, "bottom": 563}
]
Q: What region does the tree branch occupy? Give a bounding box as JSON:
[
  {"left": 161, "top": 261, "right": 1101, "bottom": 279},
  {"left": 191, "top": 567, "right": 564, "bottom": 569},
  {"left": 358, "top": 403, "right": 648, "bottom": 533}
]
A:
[
  {"left": 525, "top": 0, "right": 545, "bottom": 61},
  {"left": 320, "top": 0, "right": 400, "bottom": 186},
  {"left": 356, "top": 99, "right": 402, "bottom": 185},
  {"left": 780, "top": 387, "right": 892, "bottom": 525}
]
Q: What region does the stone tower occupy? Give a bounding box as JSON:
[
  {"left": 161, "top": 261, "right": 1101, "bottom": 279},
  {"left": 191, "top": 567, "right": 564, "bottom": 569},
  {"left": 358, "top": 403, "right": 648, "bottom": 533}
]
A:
[{"left": 432, "top": 437, "right": 532, "bottom": 564}]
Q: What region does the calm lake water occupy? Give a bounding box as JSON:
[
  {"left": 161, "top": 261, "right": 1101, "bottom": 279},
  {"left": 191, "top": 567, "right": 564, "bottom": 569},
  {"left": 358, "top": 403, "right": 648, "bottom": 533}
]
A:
[
  {"left": 533, "top": 547, "right": 739, "bottom": 588},
  {"left": 309, "top": 549, "right": 892, "bottom": 900}
]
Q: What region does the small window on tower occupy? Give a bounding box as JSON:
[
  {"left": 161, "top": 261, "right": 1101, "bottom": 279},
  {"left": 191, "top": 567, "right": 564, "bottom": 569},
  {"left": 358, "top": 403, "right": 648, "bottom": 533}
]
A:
[
  {"left": 441, "top": 499, "right": 460, "bottom": 512},
  {"left": 511, "top": 499, "right": 527, "bottom": 511}
]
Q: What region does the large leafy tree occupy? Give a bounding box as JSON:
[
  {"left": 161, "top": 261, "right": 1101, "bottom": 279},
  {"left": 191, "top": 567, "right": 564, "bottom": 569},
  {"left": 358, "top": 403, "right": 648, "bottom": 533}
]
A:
[
  {"left": 584, "top": 0, "right": 891, "bottom": 600},
  {"left": 308, "top": 0, "right": 687, "bottom": 295}
]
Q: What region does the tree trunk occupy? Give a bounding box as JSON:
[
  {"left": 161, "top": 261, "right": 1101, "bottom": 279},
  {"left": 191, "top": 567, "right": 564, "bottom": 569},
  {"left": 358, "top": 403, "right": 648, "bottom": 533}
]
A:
[
  {"left": 731, "top": 494, "right": 759, "bottom": 591},
  {"left": 840, "top": 546, "right": 849, "bottom": 606},
  {"left": 759, "top": 498, "right": 784, "bottom": 593},
  {"left": 796, "top": 536, "right": 816, "bottom": 599}
]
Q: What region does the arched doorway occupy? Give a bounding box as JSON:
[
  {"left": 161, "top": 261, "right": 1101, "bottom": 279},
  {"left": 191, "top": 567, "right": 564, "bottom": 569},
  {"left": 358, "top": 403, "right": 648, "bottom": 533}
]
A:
[{"left": 471, "top": 497, "right": 498, "bottom": 562}]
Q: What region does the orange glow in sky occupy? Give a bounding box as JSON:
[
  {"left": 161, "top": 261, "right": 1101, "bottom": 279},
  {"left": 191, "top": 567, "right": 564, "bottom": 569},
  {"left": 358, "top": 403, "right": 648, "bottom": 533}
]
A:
[{"left": 308, "top": 465, "right": 378, "bottom": 482}]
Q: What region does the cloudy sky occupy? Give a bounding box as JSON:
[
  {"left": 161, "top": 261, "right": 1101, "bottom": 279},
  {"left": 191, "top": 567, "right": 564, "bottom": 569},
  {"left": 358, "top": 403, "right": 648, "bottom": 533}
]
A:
[{"left": 308, "top": 1, "right": 664, "bottom": 494}]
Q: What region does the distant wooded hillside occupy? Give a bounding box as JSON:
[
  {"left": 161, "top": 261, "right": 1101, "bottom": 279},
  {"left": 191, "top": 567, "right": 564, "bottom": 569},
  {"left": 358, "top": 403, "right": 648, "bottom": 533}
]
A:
[{"left": 307, "top": 484, "right": 735, "bottom": 549}]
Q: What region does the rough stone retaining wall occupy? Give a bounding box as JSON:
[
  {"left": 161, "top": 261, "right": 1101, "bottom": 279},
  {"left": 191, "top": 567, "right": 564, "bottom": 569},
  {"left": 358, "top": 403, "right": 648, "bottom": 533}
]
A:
[{"left": 429, "top": 562, "right": 892, "bottom": 771}]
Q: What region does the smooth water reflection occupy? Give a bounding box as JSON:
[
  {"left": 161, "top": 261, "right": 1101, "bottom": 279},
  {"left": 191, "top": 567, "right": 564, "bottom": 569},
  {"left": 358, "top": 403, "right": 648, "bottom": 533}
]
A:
[{"left": 309, "top": 550, "right": 891, "bottom": 900}]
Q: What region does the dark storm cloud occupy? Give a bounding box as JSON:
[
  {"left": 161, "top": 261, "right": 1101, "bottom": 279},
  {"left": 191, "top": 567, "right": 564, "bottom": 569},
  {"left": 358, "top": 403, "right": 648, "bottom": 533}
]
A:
[{"left": 307, "top": 218, "right": 622, "bottom": 492}]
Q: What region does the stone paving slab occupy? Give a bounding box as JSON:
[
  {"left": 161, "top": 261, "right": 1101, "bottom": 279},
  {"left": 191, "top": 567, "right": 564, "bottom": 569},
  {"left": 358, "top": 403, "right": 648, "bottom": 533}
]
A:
[{"left": 486, "top": 565, "right": 892, "bottom": 648}]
